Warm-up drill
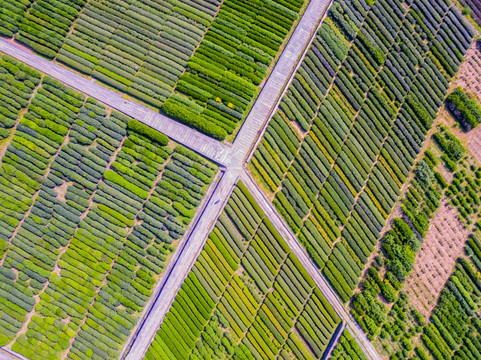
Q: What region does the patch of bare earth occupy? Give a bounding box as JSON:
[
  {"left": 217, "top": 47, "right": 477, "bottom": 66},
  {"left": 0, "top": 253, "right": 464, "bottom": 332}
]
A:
[
  {"left": 454, "top": 42, "right": 481, "bottom": 165},
  {"left": 54, "top": 181, "right": 73, "bottom": 202},
  {"left": 404, "top": 200, "right": 470, "bottom": 318}
]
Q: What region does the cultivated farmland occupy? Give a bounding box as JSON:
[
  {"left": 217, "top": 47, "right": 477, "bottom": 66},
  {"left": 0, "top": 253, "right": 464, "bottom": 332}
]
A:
[
  {"left": 163, "top": 0, "right": 306, "bottom": 139},
  {"left": 0, "top": 55, "right": 217, "bottom": 359},
  {"left": 0, "top": 0, "right": 307, "bottom": 140},
  {"left": 349, "top": 83, "right": 481, "bottom": 358},
  {"left": 145, "top": 182, "right": 341, "bottom": 360},
  {"left": 330, "top": 330, "right": 368, "bottom": 360},
  {"left": 405, "top": 201, "right": 470, "bottom": 317},
  {"left": 249, "top": 0, "right": 475, "bottom": 302},
  {"left": 458, "top": 0, "right": 481, "bottom": 27},
  {"left": 418, "top": 246, "right": 481, "bottom": 360}
]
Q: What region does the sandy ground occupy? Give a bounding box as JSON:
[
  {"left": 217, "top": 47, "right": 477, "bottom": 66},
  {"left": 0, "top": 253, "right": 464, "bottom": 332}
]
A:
[{"left": 404, "top": 201, "right": 470, "bottom": 317}]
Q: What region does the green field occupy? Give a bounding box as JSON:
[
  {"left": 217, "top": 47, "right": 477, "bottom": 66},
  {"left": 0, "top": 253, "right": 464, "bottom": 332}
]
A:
[
  {"left": 0, "top": 55, "right": 216, "bottom": 360},
  {"left": 250, "top": 0, "right": 475, "bottom": 302},
  {"left": 0, "top": 0, "right": 307, "bottom": 140},
  {"left": 350, "top": 103, "right": 481, "bottom": 358},
  {"left": 419, "top": 243, "right": 481, "bottom": 360},
  {"left": 331, "top": 330, "right": 368, "bottom": 360},
  {"left": 145, "top": 182, "right": 341, "bottom": 360}
]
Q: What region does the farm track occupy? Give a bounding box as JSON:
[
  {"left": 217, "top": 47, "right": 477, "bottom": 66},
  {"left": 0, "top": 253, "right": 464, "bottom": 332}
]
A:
[
  {"left": 0, "top": 0, "right": 383, "bottom": 359},
  {"left": 240, "top": 172, "right": 382, "bottom": 360},
  {"left": 0, "top": 39, "right": 232, "bottom": 166}
]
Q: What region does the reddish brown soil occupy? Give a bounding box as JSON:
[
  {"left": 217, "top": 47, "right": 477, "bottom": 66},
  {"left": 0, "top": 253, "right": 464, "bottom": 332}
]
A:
[{"left": 404, "top": 201, "right": 470, "bottom": 317}]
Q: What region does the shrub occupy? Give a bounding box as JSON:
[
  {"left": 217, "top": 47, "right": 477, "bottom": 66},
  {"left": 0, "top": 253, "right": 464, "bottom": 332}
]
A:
[
  {"left": 127, "top": 120, "right": 169, "bottom": 146},
  {"left": 415, "top": 160, "right": 435, "bottom": 187},
  {"left": 162, "top": 99, "right": 226, "bottom": 140},
  {"left": 446, "top": 87, "right": 481, "bottom": 130}
]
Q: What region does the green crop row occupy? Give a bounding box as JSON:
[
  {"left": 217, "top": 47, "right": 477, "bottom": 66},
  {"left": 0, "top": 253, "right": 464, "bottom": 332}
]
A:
[
  {"left": 0, "top": 57, "right": 216, "bottom": 359},
  {"left": 250, "top": 0, "right": 474, "bottom": 302},
  {"left": 145, "top": 181, "right": 341, "bottom": 360},
  {"left": 331, "top": 330, "right": 368, "bottom": 360},
  {"left": 0, "top": 0, "right": 308, "bottom": 140},
  {"left": 420, "top": 250, "right": 481, "bottom": 360},
  {"left": 164, "top": 0, "right": 305, "bottom": 137}
]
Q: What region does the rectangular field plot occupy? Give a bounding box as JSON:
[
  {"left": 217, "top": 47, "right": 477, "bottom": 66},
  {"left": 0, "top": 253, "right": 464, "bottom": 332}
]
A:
[
  {"left": 250, "top": 0, "right": 475, "bottom": 302},
  {"left": 0, "top": 0, "right": 306, "bottom": 140},
  {"left": 0, "top": 55, "right": 217, "bottom": 360},
  {"left": 145, "top": 181, "right": 341, "bottom": 360},
  {"left": 58, "top": 0, "right": 222, "bottom": 107},
  {"left": 163, "top": 0, "right": 306, "bottom": 139}
]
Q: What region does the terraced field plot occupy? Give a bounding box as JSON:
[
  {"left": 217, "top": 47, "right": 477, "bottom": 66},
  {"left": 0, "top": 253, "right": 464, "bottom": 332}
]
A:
[
  {"left": 0, "top": 0, "right": 307, "bottom": 140},
  {"left": 145, "top": 182, "right": 341, "bottom": 360},
  {"left": 0, "top": 55, "right": 217, "bottom": 360},
  {"left": 250, "top": 0, "right": 475, "bottom": 302}
]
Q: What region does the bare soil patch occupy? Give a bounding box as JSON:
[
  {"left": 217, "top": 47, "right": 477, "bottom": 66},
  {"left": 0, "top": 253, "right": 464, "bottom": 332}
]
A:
[
  {"left": 54, "top": 182, "right": 72, "bottom": 202},
  {"left": 404, "top": 200, "right": 470, "bottom": 318}
]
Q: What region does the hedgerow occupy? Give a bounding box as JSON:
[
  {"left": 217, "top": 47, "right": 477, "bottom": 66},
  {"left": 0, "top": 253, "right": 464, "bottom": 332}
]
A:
[{"left": 446, "top": 86, "right": 481, "bottom": 130}]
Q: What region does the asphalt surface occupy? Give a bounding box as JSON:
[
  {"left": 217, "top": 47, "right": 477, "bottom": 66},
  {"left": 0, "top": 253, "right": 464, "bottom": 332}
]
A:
[
  {"left": 0, "top": 40, "right": 231, "bottom": 166},
  {"left": 241, "top": 172, "right": 383, "bottom": 360},
  {"left": 0, "top": 0, "right": 383, "bottom": 358}
]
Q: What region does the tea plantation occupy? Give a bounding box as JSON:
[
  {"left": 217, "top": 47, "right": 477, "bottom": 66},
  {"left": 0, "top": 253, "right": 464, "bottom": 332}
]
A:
[
  {"left": 331, "top": 330, "right": 368, "bottom": 360},
  {"left": 418, "top": 247, "right": 481, "bottom": 360},
  {"left": 145, "top": 182, "right": 341, "bottom": 360},
  {"left": 1, "top": 0, "right": 480, "bottom": 359},
  {"left": 0, "top": 0, "right": 307, "bottom": 139},
  {"left": 0, "top": 55, "right": 217, "bottom": 359},
  {"left": 250, "top": 0, "right": 475, "bottom": 302}
]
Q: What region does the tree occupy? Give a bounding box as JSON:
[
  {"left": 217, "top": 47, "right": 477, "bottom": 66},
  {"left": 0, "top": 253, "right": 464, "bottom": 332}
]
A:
[
  {"left": 393, "top": 218, "right": 414, "bottom": 242},
  {"left": 415, "top": 160, "right": 435, "bottom": 187}
]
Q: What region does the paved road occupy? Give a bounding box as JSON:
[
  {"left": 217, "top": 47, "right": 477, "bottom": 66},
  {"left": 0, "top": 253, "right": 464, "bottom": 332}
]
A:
[
  {"left": 229, "top": 0, "right": 331, "bottom": 167},
  {"left": 124, "top": 169, "right": 241, "bottom": 360},
  {"left": 0, "top": 0, "right": 383, "bottom": 358},
  {"left": 119, "top": 169, "right": 222, "bottom": 359},
  {"left": 0, "top": 39, "right": 231, "bottom": 166},
  {"left": 0, "top": 348, "right": 25, "bottom": 360},
  {"left": 240, "top": 172, "right": 383, "bottom": 360}
]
